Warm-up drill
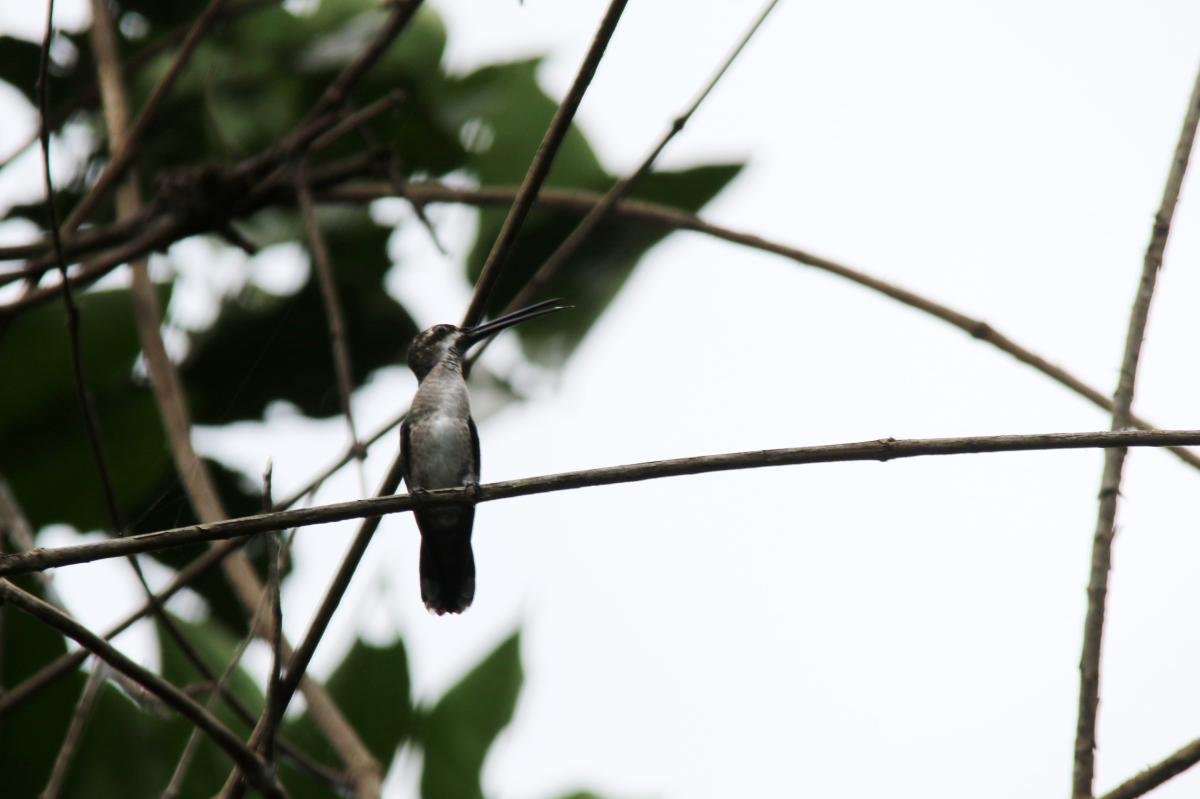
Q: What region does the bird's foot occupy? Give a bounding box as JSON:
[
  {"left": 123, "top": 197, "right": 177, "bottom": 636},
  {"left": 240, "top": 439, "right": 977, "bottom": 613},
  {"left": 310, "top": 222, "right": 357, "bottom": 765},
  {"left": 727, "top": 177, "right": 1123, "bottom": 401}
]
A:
[
  {"left": 462, "top": 479, "right": 481, "bottom": 502},
  {"left": 409, "top": 486, "right": 432, "bottom": 503}
]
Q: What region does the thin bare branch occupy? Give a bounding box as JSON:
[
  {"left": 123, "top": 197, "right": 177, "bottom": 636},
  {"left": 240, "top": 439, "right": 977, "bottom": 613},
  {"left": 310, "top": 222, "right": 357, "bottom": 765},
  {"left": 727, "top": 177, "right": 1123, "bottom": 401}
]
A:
[
  {"left": 274, "top": 409, "right": 408, "bottom": 511},
  {"left": 461, "top": 0, "right": 630, "bottom": 327},
  {"left": 260, "top": 464, "right": 287, "bottom": 764},
  {"left": 1099, "top": 735, "right": 1200, "bottom": 799},
  {"left": 163, "top": 553, "right": 275, "bottom": 799},
  {"left": 36, "top": 0, "right": 126, "bottom": 540},
  {"left": 5, "top": 429, "right": 1200, "bottom": 578},
  {"left": 0, "top": 539, "right": 241, "bottom": 716},
  {"left": 295, "top": 163, "right": 365, "bottom": 465},
  {"left": 309, "top": 90, "right": 405, "bottom": 152},
  {"left": 0, "top": 580, "right": 283, "bottom": 798},
  {"left": 278, "top": 457, "right": 404, "bottom": 719},
  {"left": 1072, "top": 59, "right": 1200, "bottom": 799},
  {"left": 40, "top": 662, "right": 108, "bottom": 799}
]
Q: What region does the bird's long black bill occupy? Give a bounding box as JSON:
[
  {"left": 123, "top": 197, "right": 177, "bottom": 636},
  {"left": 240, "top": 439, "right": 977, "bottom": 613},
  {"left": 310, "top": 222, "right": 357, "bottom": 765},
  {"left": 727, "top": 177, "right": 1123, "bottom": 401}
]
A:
[{"left": 461, "top": 298, "right": 568, "bottom": 345}]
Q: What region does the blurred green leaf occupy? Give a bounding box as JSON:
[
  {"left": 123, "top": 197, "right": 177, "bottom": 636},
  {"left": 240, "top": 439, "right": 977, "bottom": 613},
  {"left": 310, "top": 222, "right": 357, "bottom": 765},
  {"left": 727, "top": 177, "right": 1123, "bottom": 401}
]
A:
[
  {"left": 442, "top": 59, "right": 602, "bottom": 187},
  {"left": 150, "top": 612, "right": 268, "bottom": 797},
  {"left": 468, "top": 162, "right": 743, "bottom": 364},
  {"left": 0, "top": 288, "right": 171, "bottom": 533},
  {"left": 0, "top": 578, "right": 87, "bottom": 798},
  {"left": 181, "top": 210, "right": 417, "bottom": 423},
  {"left": 418, "top": 631, "right": 523, "bottom": 799},
  {"left": 280, "top": 635, "right": 413, "bottom": 797}
]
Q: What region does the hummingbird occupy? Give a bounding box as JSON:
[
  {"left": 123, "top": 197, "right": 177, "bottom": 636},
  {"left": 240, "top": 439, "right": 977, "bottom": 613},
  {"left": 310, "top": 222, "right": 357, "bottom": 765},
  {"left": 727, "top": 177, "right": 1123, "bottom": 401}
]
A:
[{"left": 402, "top": 299, "right": 568, "bottom": 615}]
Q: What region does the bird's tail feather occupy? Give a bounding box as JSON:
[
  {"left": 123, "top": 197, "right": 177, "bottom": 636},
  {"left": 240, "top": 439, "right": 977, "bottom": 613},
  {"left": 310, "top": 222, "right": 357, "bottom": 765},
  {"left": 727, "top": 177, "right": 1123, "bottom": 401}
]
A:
[{"left": 418, "top": 509, "right": 476, "bottom": 615}]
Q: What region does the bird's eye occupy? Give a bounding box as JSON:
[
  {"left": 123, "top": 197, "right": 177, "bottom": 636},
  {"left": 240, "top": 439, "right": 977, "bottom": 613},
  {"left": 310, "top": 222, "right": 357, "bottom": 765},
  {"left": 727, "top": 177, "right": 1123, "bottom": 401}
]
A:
[{"left": 434, "top": 324, "right": 452, "bottom": 335}]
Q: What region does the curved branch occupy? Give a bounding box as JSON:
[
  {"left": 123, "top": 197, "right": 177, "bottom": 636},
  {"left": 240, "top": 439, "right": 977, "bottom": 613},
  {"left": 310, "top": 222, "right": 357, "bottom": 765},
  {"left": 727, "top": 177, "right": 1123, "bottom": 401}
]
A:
[
  {"left": 0, "top": 580, "right": 283, "bottom": 798},
  {"left": 1072, "top": 58, "right": 1200, "bottom": 799},
  {"left": 3, "top": 428, "right": 1199, "bottom": 577}
]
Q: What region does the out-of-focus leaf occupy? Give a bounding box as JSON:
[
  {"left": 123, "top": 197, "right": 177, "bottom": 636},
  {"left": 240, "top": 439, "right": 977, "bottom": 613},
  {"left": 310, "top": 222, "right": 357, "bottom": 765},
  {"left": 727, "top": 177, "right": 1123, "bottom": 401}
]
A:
[
  {"left": 280, "top": 635, "right": 413, "bottom": 798},
  {"left": 418, "top": 631, "right": 523, "bottom": 799},
  {"left": 0, "top": 577, "right": 87, "bottom": 797},
  {"left": 0, "top": 288, "right": 171, "bottom": 533},
  {"left": 0, "top": 35, "right": 43, "bottom": 106},
  {"left": 468, "top": 163, "right": 743, "bottom": 364},
  {"left": 442, "top": 59, "right": 601, "bottom": 188},
  {"left": 150, "top": 612, "right": 267, "bottom": 797},
  {"left": 181, "top": 210, "right": 416, "bottom": 423},
  {"left": 131, "top": 458, "right": 273, "bottom": 635},
  {"left": 59, "top": 682, "right": 193, "bottom": 798}
]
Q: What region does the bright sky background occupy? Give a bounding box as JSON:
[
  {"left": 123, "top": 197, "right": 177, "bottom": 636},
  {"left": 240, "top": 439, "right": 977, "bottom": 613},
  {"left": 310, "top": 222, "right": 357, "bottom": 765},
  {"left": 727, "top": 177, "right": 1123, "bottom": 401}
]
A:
[{"left": 4, "top": 1, "right": 1200, "bottom": 798}]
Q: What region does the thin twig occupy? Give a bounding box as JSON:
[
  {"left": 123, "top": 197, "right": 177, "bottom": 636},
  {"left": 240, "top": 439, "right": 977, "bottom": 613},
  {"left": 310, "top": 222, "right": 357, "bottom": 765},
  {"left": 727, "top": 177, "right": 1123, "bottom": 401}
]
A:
[
  {"left": 309, "top": 91, "right": 405, "bottom": 152},
  {"left": 162, "top": 553, "right": 276, "bottom": 799},
  {"left": 260, "top": 465, "right": 286, "bottom": 764},
  {"left": 1099, "top": 735, "right": 1200, "bottom": 799},
  {"left": 295, "top": 164, "right": 365, "bottom": 469},
  {"left": 40, "top": 661, "right": 109, "bottom": 799},
  {"left": 461, "top": 0, "right": 631, "bottom": 327},
  {"left": 274, "top": 410, "right": 408, "bottom": 511},
  {"left": 36, "top": 0, "right": 126, "bottom": 544},
  {"left": 1071, "top": 58, "right": 1200, "bottom": 799},
  {"left": 5, "top": 428, "right": 1200, "bottom": 578},
  {"left": 0, "top": 538, "right": 241, "bottom": 716},
  {"left": 0, "top": 580, "right": 284, "bottom": 799}
]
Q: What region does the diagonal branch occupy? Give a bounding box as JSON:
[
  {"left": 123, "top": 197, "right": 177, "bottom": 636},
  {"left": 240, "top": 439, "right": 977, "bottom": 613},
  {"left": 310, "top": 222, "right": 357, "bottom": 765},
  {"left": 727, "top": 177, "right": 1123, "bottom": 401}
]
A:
[
  {"left": 1099, "top": 734, "right": 1200, "bottom": 799},
  {"left": 4, "top": 428, "right": 1200, "bottom": 578},
  {"left": 0, "top": 580, "right": 284, "bottom": 798},
  {"left": 39, "top": 662, "right": 108, "bottom": 799},
  {"left": 495, "top": 0, "right": 780, "bottom": 328},
  {"left": 461, "top": 0, "right": 630, "bottom": 326},
  {"left": 1071, "top": 57, "right": 1200, "bottom": 799},
  {"left": 295, "top": 164, "right": 365, "bottom": 466}
]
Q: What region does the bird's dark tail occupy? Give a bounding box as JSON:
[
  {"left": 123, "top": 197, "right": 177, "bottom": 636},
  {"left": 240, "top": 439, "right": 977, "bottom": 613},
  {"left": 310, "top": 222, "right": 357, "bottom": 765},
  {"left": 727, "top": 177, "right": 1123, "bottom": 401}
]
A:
[{"left": 417, "top": 508, "right": 476, "bottom": 615}]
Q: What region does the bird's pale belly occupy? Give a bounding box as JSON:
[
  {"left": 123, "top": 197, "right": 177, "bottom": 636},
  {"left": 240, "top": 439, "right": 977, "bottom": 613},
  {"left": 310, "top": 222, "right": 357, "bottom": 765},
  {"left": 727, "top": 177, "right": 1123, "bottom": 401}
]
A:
[{"left": 409, "top": 415, "right": 474, "bottom": 489}]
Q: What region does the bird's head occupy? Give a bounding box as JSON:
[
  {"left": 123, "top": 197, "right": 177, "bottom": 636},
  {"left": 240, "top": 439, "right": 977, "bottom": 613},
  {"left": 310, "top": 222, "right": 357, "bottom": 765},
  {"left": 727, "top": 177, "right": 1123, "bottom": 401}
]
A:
[{"left": 406, "top": 298, "right": 569, "bottom": 380}]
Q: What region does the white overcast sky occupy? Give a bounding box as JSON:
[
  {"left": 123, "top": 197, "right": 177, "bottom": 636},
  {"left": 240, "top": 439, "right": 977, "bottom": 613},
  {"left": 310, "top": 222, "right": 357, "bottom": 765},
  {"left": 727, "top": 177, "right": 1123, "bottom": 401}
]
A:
[{"left": 4, "top": 1, "right": 1200, "bottom": 798}]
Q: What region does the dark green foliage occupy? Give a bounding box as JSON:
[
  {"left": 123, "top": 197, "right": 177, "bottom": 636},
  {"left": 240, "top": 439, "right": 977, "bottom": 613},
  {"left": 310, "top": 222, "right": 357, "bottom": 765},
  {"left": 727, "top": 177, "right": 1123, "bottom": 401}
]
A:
[
  {"left": 418, "top": 632, "right": 524, "bottom": 799},
  {"left": 0, "top": 0, "right": 735, "bottom": 795},
  {"left": 280, "top": 635, "right": 414, "bottom": 798},
  {"left": 0, "top": 579, "right": 89, "bottom": 798}
]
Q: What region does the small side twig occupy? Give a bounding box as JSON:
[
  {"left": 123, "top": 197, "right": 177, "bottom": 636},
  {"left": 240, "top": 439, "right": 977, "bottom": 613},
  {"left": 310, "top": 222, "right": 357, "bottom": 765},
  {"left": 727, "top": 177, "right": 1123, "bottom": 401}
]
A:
[
  {"left": 162, "top": 546, "right": 277, "bottom": 799},
  {"left": 1099, "top": 735, "right": 1200, "bottom": 799},
  {"left": 260, "top": 464, "right": 287, "bottom": 764},
  {"left": 36, "top": 0, "right": 126, "bottom": 553},
  {"left": 222, "top": 457, "right": 404, "bottom": 797},
  {"left": 40, "top": 661, "right": 109, "bottom": 799},
  {"left": 1071, "top": 57, "right": 1200, "bottom": 799},
  {"left": 295, "top": 164, "right": 365, "bottom": 471}
]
